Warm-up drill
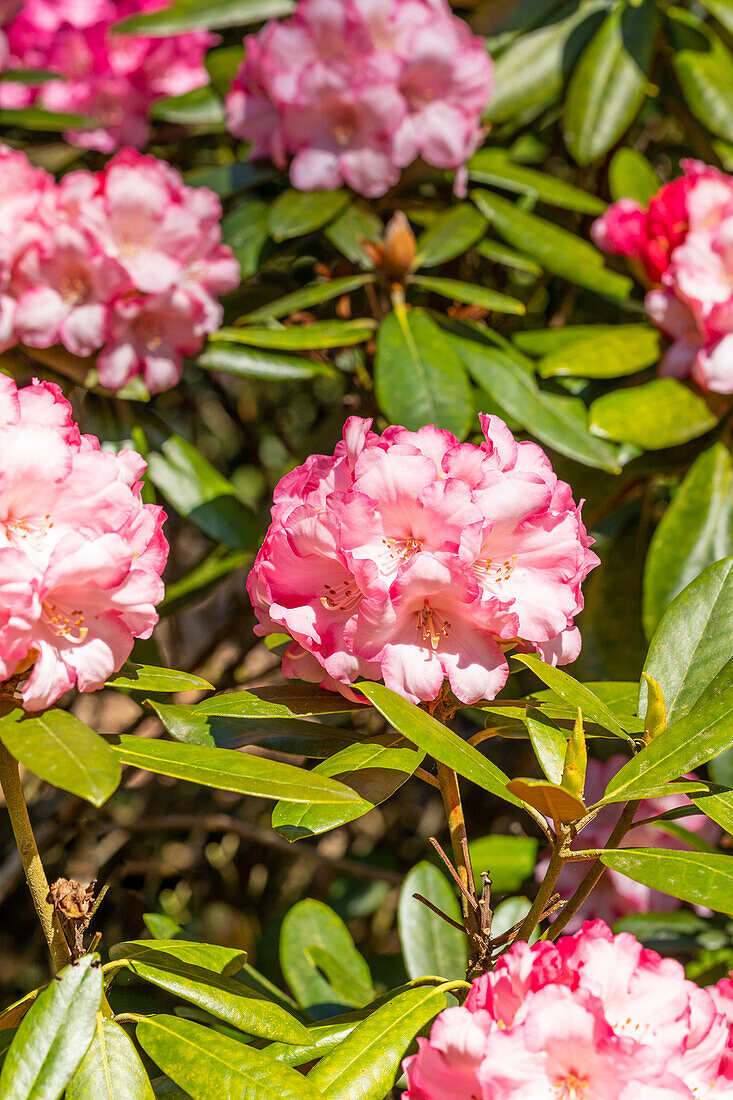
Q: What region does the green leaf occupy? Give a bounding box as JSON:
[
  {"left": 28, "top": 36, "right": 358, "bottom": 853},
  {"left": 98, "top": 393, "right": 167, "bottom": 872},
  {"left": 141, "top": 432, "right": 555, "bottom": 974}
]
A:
[
  {"left": 506, "top": 777, "right": 587, "bottom": 824},
  {"left": 453, "top": 336, "right": 622, "bottom": 472},
  {"left": 67, "top": 1016, "right": 153, "bottom": 1100},
  {"left": 272, "top": 742, "right": 422, "bottom": 840},
  {"left": 643, "top": 445, "right": 733, "bottom": 638},
  {"left": 641, "top": 558, "right": 733, "bottom": 725},
  {"left": 357, "top": 681, "right": 520, "bottom": 806},
  {"left": 0, "top": 710, "right": 120, "bottom": 807},
  {"left": 468, "top": 149, "right": 605, "bottom": 213},
  {"left": 110, "top": 940, "right": 247, "bottom": 977},
  {"left": 280, "top": 900, "right": 373, "bottom": 1018},
  {"left": 513, "top": 654, "right": 631, "bottom": 739},
  {"left": 0, "top": 107, "right": 93, "bottom": 131},
  {"left": 196, "top": 684, "right": 367, "bottom": 718},
  {"left": 471, "top": 189, "right": 632, "bottom": 299},
  {"left": 221, "top": 201, "right": 268, "bottom": 278},
  {"left": 525, "top": 711, "right": 568, "bottom": 783},
  {"left": 485, "top": 0, "right": 610, "bottom": 123},
  {"left": 109, "top": 735, "right": 370, "bottom": 807},
  {"left": 538, "top": 325, "right": 660, "bottom": 379},
  {"left": 185, "top": 161, "right": 277, "bottom": 199},
  {"left": 0, "top": 955, "right": 102, "bottom": 1100},
  {"left": 147, "top": 435, "right": 259, "bottom": 549},
  {"left": 692, "top": 789, "right": 733, "bottom": 835},
  {"left": 475, "top": 239, "right": 542, "bottom": 276},
  {"left": 589, "top": 379, "right": 716, "bottom": 450},
  {"left": 150, "top": 700, "right": 350, "bottom": 755},
  {"left": 601, "top": 848, "right": 733, "bottom": 914},
  {"left": 468, "top": 835, "right": 539, "bottom": 895},
  {"left": 123, "top": 954, "right": 309, "bottom": 1043},
  {"left": 205, "top": 43, "right": 244, "bottom": 97},
  {"left": 324, "top": 203, "right": 383, "bottom": 267},
  {"left": 114, "top": 0, "right": 294, "bottom": 34},
  {"left": 374, "top": 306, "right": 473, "bottom": 439},
  {"left": 699, "top": 0, "right": 733, "bottom": 34},
  {"left": 106, "top": 664, "right": 214, "bottom": 693},
  {"left": 151, "top": 86, "right": 225, "bottom": 127},
  {"left": 268, "top": 190, "right": 350, "bottom": 242},
  {"left": 263, "top": 1021, "right": 358, "bottom": 1068},
  {"left": 307, "top": 985, "right": 449, "bottom": 1098},
  {"left": 413, "top": 205, "right": 487, "bottom": 268},
  {"left": 135, "top": 1016, "right": 322, "bottom": 1100},
  {"left": 410, "top": 275, "right": 525, "bottom": 315},
  {"left": 398, "top": 863, "right": 468, "bottom": 980},
  {"left": 242, "top": 276, "right": 374, "bottom": 322},
  {"left": 198, "top": 343, "right": 334, "bottom": 381},
  {"left": 605, "top": 655, "right": 733, "bottom": 801},
  {"left": 564, "top": 0, "right": 658, "bottom": 164},
  {"left": 609, "top": 147, "right": 659, "bottom": 203},
  {"left": 210, "top": 319, "right": 375, "bottom": 351},
  {"left": 513, "top": 324, "right": 618, "bottom": 356},
  {"left": 669, "top": 9, "right": 733, "bottom": 145}
]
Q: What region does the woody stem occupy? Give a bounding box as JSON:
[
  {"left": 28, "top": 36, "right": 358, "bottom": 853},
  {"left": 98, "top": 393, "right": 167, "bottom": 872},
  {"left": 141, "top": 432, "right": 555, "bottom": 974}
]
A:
[
  {"left": 0, "top": 739, "right": 71, "bottom": 972},
  {"left": 436, "top": 762, "right": 475, "bottom": 927}
]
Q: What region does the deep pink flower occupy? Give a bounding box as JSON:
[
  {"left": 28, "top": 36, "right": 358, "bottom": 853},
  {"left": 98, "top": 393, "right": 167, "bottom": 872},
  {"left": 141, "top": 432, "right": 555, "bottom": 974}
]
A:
[
  {"left": 248, "top": 415, "right": 597, "bottom": 705},
  {"left": 403, "top": 920, "right": 732, "bottom": 1099},
  {"left": 0, "top": 376, "right": 167, "bottom": 709},
  {"left": 226, "top": 0, "right": 493, "bottom": 197}
]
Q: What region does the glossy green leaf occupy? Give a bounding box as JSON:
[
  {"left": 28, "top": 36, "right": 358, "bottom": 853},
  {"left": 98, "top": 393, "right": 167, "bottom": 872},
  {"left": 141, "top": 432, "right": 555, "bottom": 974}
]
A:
[
  {"left": 0, "top": 709, "right": 120, "bottom": 807},
  {"left": 150, "top": 700, "right": 352, "bottom": 755},
  {"left": 513, "top": 324, "right": 618, "bottom": 356},
  {"left": 198, "top": 343, "right": 335, "bottom": 380},
  {"left": 692, "top": 790, "right": 733, "bottom": 835},
  {"left": 0, "top": 107, "right": 93, "bottom": 131},
  {"left": 267, "top": 190, "right": 350, "bottom": 242},
  {"left": 221, "top": 201, "right": 268, "bottom": 278},
  {"left": 506, "top": 777, "right": 587, "bottom": 824},
  {"left": 114, "top": 0, "right": 293, "bottom": 34},
  {"left": 210, "top": 319, "right": 375, "bottom": 351},
  {"left": 513, "top": 654, "right": 630, "bottom": 739},
  {"left": 413, "top": 205, "right": 487, "bottom": 267},
  {"left": 410, "top": 274, "right": 525, "bottom": 315},
  {"left": 589, "top": 379, "right": 716, "bottom": 450},
  {"left": 196, "top": 684, "right": 367, "bottom": 718},
  {"left": 468, "top": 835, "right": 539, "bottom": 895},
  {"left": 185, "top": 161, "right": 277, "bottom": 199},
  {"left": 398, "top": 863, "right": 468, "bottom": 980},
  {"left": 307, "top": 985, "right": 449, "bottom": 1098},
  {"left": 564, "top": 0, "right": 658, "bottom": 164},
  {"left": 468, "top": 149, "right": 605, "bottom": 213},
  {"left": 375, "top": 306, "right": 473, "bottom": 439},
  {"left": 641, "top": 558, "right": 733, "bottom": 725},
  {"left": 454, "top": 336, "right": 622, "bottom": 472},
  {"left": 601, "top": 848, "right": 733, "bottom": 914},
  {"left": 263, "top": 1021, "right": 357, "bottom": 1068},
  {"left": 471, "top": 189, "right": 632, "bottom": 299},
  {"left": 107, "top": 664, "right": 213, "bottom": 692},
  {"left": 525, "top": 710, "right": 567, "bottom": 783},
  {"left": 66, "top": 1016, "right": 153, "bottom": 1100},
  {"left": 110, "top": 940, "right": 247, "bottom": 976},
  {"left": 0, "top": 955, "right": 102, "bottom": 1100},
  {"left": 324, "top": 203, "right": 383, "bottom": 267},
  {"left": 669, "top": 9, "right": 733, "bottom": 145},
  {"left": 242, "top": 276, "right": 373, "bottom": 323},
  {"left": 538, "top": 325, "right": 660, "bottom": 379},
  {"left": 643, "top": 445, "right": 733, "bottom": 638},
  {"left": 110, "top": 735, "right": 370, "bottom": 806},
  {"left": 272, "top": 742, "right": 422, "bottom": 840},
  {"left": 304, "top": 948, "right": 375, "bottom": 1010},
  {"left": 135, "top": 1016, "right": 322, "bottom": 1100},
  {"left": 609, "top": 147, "right": 659, "bottom": 203},
  {"left": 280, "top": 900, "right": 373, "bottom": 1017},
  {"left": 699, "top": 0, "right": 733, "bottom": 33},
  {"left": 485, "top": 0, "right": 609, "bottom": 123},
  {"left": 357, "top": 681, "right": 520, "bottom": 806},
  {"left": 605, "top": 655, "right": 733, "bottom": 801},
  {"left": 205, "top": 43, "right": 244, "bottom": 96},
  {"left": 151, "top": 86, "right": 224, "bottom": 127},
  {"left": 475, "top": 238, "right": 542, "bottom": 276},
  {"left": 147, "top": 436, "right": 259, "bottom": 549}
]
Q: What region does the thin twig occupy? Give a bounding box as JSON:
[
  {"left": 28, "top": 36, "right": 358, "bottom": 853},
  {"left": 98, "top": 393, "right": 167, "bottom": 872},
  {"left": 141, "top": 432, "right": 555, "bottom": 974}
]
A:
[
  {"left": 415, "top": 766, "right": 440, "bottom": 789},
  {"left": 413, "top": 893, "right": 468, "bottom": 935},
  {"left": 428, "top": 835, "right": 478, "bottom": 912}
]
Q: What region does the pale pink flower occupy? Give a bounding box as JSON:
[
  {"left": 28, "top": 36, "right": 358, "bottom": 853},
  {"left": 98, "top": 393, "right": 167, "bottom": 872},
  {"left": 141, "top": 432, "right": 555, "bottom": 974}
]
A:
[
  {"left": 97, "top": 292, "right": 202, "bottom": 394},
  {"left": 0, "top": 376, "right": 168, "bottom": 710},
  {"left": 248, "top": 415, "right": 597, "bottom": 705},
  {"left": 403, "top": 920, "right": 732, "bottom": 1099},
  {"left": 226, "top": 0, "right": 493, "bottom": 197}
]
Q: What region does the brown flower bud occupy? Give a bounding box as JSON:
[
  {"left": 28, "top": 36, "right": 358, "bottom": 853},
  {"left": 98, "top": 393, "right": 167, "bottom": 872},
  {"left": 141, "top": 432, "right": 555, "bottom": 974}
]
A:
[{"left": 361, "top": 211, "right": 417, "bottom": 282}]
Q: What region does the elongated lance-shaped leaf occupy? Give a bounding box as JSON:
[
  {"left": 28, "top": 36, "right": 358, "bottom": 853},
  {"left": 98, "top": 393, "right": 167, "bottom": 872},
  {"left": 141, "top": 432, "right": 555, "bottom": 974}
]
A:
[
  {"left": 66, "top": 1016, "right": 153, "bottom": 1100},
  {"left": 513, "top": 655, "right": 631, "bottom": 740},
  {"left": 601, "top": 848, "right": 733, "bottom": 915}
]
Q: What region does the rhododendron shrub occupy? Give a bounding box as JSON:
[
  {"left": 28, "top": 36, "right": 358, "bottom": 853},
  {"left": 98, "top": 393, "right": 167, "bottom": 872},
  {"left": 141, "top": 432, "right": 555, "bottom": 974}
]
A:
[
  {"left": 0, "top": 144, "right": 239, "bottom": 393},
  {"left": 593, "top": 160, "right": 733, "bottom": 393},
  {"left": 0, "top": 0, "right": 214, "bottom": 152},
  {"left": 0, "top": 374, "right": 167, "bottom": 709},
  {"left": 247, "top": 414, "right": 598, "bottom": 704},
  {"left": 225, "top": 0, "right": 494, "bottom": 197},
  {"left": 403, "top": 920, "right": 733, "bottom": 1098}
]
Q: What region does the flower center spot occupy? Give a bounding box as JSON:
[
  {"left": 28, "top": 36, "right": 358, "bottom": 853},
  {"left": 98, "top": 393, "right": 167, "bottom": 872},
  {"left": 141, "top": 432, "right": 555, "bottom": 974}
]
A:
[
  {"left": 321, "top": 579, "right": 361, "bottom": 612},
  {"left": 416, "top": 602, "right": 450, "bottom": 650}
]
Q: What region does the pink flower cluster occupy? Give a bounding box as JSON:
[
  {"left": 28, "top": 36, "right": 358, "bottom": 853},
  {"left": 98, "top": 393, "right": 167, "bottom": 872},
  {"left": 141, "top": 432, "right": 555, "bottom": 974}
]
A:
[
  {"left": 0, "top": 376, "right": 167, "bottom": 711},
  {"left": 537, "top": 757, "right": 719, "bottom": 929},
  {"left": 225, "top": 0, "right": 494, "bottom": 198},
  {"left": 0, "top": 143, "right": 239, "bottom": 395},
  {"left": 593, "top": 160, "right": 733, "bottom": 393},
  {"left": 0, "top": 0, "right": 214, "bottom": 152},
  {"left": 248, "top": 415, "right": 598, "bottom": 706},
  {"left": 404, "top": 920, "right": 733, "bottom": 1099}
]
